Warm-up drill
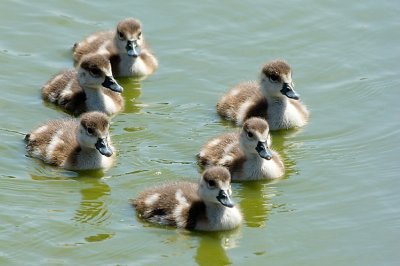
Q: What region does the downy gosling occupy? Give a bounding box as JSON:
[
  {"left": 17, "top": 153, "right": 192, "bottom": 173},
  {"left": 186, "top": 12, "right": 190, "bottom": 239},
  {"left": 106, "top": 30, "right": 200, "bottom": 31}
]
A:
[
  {"left": 198, "top": 117, "right": 284, "bottom": 181},
  {"left": 132, "top": 166, "right": 243, "bottom": 231},
  {"left": 25, "top": 111, "right": 115, "bottom": 170},
  {"left": 217, "top": 60, "right": 309, "bottom": 130},
  {"left": 42, "top": 53, "right": 124, "bottom": 116},
  {"left": 73, "top": 18, "right": 158, "bottom": 79}
]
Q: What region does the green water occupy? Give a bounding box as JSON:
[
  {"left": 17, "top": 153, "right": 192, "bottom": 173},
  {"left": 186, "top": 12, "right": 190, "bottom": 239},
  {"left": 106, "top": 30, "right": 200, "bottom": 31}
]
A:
[{"left": 1, "top": 0, "right": 399, "bottom": 265}]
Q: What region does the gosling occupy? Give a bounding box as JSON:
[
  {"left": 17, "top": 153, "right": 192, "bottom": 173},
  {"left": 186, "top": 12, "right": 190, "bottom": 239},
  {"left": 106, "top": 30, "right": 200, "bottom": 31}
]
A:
[
  {"left": 132, "top": 166, "right": 243, "bottom": 231},
  {"left": 198, "top": 117, "right": 284, "bottom": 181},
  {"left": 42, "top": 53, "right": 124, "bottom": 116},
  {"left": 25, "top": 111, "right": 115, "bottom": 170},
  {"left": 217, "top": 60, "right": 309, "bottom": 130},
  {"left": 73, "top": 18, "right": 158, "bottom": 79}
]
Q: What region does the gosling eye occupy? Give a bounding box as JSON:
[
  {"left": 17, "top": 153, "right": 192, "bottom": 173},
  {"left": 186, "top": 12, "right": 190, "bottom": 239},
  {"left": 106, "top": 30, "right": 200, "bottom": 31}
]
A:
[
  {"left": 89, "top": 67, "right": 101, "bottom": 78},
  {"left": 117, "top": 31, "right": 125, "bottom": 40},
  {"left": 269, "top": 74, "right": 280, "bottom": 83},
  {"left": 87, "top": 127, "right": 94, "bottom": 135},
  {"left": 137, "top": 31, "right": 142, "bottom": 39},
  {"left": 207, "top": 180, "right": 216, "bottom": 188},
  {"left": 247, "top": 131, "right": 254, "bottom": 138}
]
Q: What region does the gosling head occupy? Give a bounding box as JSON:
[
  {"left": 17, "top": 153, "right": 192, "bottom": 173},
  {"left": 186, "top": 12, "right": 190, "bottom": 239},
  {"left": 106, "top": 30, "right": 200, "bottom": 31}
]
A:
[
  {"left": 259, "top": 60, "right": 299, "bottom": 100},
  {"left": 240, "top": 117, "right": 273, "bottom": 160},
  {"left": 198, "top": 166, "right": 234, "bottom": 208},
  {"left": 77, "top": 111, "right": 113, "bottom": 157},
  {"left": 78, "top": 54, "right": 123, "bottom": 93},
  {"left": 115, "top": 18, "right": 143, "bottom": 58}
]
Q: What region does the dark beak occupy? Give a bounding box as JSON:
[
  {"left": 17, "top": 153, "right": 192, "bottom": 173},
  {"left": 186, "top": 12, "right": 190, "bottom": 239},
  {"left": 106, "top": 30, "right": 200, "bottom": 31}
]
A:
[
  {"left": 95, "top": 138, "right": 113, "bottom": 157},
  {"left": 280, "top": 83, "right": 300, "bottom": 100},
  {"left": 216, "top": 190, "right": 234, "bottom": 208},
  {"left": 102, "top": 76, "right": 123, "bottom": 93},
  {"left": 255, "top": 141, "right": 273, "bottom": 160},
  {"left": 126, "top": 40, "right": 141, "bottom": 57}
]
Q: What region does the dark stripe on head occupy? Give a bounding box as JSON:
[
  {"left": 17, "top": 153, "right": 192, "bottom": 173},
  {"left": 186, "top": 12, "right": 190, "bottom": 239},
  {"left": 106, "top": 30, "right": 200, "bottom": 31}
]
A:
[
  {"left": 261, "top": 60, "right": 291, "bottom": 80},
  {"left": 243, "top": 117, "right": 269, "bottom": 135},
  {"left": 79, "top": 54, "right": 110, "bottom": 74},
  {"left": 80, "top": 111, "right": 110, "bottom": 132},
  {"left": 117, "top": 18, "right": 142, "bottom": 35},
  {"left": 202, "top": 166, "right": 231, "bottom": 184}
]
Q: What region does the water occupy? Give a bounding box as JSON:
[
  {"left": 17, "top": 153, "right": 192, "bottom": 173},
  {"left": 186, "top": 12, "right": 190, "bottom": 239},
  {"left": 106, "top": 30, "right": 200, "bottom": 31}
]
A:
[{"left": 1, "top": 0, "right": 399, "bottom": 265}]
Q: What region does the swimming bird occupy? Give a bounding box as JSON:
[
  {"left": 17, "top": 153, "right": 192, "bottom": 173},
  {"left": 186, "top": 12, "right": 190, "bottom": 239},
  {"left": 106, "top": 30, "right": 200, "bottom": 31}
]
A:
[
  {"left": 132, "top": 166, "right": 243, "bottom": 231},
  {"left": 217, "top": 60, "right": 309, "bottom": 130},
  {"left": 42, "top": 53, "right": 124, "bottom": 116},
  {"left": 25, "top": 111, "right": 115, "bottom": 171},
  {"left": 198, "top": 117, "right": 284, "bottom": 181},
  {"left": 73, "top": 18, "right": 158, "bottom": 79}
]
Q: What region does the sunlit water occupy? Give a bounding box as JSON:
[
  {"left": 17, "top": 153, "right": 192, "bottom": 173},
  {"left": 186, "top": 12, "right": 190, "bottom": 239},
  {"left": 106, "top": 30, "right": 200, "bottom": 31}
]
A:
[{"left": 0, "top": 0, "right": 399, "bottom": 265}]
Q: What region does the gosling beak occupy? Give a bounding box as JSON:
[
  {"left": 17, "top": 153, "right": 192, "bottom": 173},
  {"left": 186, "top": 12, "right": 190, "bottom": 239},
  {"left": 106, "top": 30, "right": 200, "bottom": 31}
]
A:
[
  {"left": 280, "top": 83, "right": 300, "bottom": 100},
  {"left": 126, "top": 40, "right": 141, "bottom": 57},
  {"left": 216, "top": 190, "right": 234, "bottom": 208},
  {"left": 255, "top": 141, "right": 273, "bottom": 160},
  {"left": 102, "top": 76, "right": 123, "bottom": 93},
  {"left": 95, "top": 138, "right": 113, "bottom": 157}
]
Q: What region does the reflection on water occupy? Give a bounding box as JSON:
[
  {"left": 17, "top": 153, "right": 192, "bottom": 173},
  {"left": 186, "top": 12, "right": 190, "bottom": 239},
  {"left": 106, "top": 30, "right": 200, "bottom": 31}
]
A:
[
  {"left": 29, "top": 164, "right": 108, "bottom": 180},
  {"left": 84, "top": 233, "right": 114, "bottom": 243},
  {"left": 72, "top": 176, "right": 111, "bottom": 225},
  {"left": 123, "top": 126, "right": 146, "bottom": 133},
  {"left": 237, "top": 182, "right": 272, "bottom": 228},
  {"left": 150, "top": 158, "right": 193, "bottom": 165},
  {"left": 270, "top": 129, "right": 302, "bottom": 178},
  {"left": 137, "top": 225, "right": 241, "bottom": 265},
  {"left": 119, "top": 77, "right": 144, "bottom": 114},
  {"left": 194, "top": 229, "right": 241, "bottom": 266},
  {"left": 29, "top": 164, "right": 79, "bottom": 180}
]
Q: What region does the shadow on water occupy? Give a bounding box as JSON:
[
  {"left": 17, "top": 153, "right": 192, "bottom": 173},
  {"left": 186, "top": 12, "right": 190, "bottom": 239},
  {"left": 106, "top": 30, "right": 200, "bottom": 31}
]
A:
[{"left": 192, "top": 229, "right": 241, "bottom": 266}]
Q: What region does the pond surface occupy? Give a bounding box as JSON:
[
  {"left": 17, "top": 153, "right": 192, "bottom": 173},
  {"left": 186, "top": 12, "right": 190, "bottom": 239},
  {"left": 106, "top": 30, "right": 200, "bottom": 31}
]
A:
[{"left": 0, "top": 0, "right": 399, "bottom": 265}]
